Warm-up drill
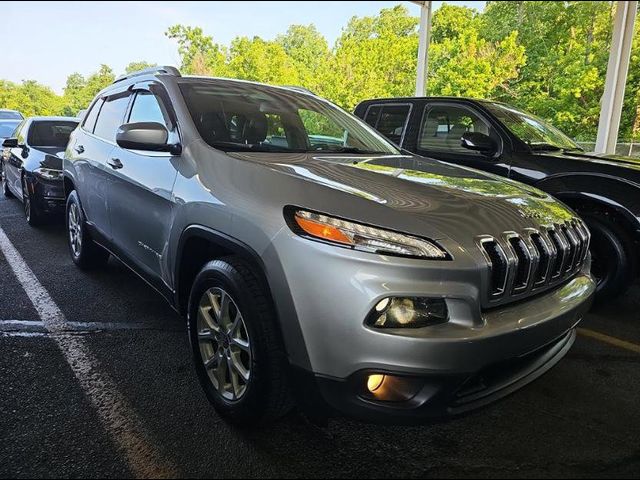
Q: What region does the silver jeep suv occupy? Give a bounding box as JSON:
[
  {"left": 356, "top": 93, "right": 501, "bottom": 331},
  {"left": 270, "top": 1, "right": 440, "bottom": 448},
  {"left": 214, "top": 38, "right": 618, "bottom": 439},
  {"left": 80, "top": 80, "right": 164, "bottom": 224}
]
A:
[{"left": 64, "top": 67, "right": 595, "bottom": 425}]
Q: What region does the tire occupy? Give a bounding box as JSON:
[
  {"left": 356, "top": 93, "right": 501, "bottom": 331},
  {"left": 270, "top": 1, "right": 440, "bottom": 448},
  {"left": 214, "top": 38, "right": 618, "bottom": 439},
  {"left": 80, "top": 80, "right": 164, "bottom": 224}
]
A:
[
  {"left": 1, "top": 161, "right": 13, "bottom": 198},
  {"left": 188, "top": 256, "right": 293, "bottom": 426},
  {"left": 22, "top": 175, "right": 43, "bottom": 227},
  {"left": 583, "top": 214, "right": 636, "bottom": 302},
  {"left": 66, "top": 190, "right": 110, "bottom": 269}
]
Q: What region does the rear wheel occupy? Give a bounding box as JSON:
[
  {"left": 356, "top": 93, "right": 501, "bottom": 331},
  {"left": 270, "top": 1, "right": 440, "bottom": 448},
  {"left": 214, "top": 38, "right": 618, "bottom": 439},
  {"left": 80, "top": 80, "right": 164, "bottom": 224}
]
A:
[
  {"left": 66, "top": 190, "right": 110, "bottom": 269},
  {"left": 1, "top": 162, "right": 13, "bottom": 198},
  {"left": 188, "top": 256, "right": 293, "bottom": 426},
  {"left": 583, "top": 214, "right": 636, "bottom": 302}
]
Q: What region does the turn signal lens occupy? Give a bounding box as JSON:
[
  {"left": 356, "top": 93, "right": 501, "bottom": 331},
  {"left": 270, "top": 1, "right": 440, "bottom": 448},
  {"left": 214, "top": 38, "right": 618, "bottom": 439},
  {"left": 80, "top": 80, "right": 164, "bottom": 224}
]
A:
[
  {"left": 367, "top": 374, "right": 385, "bottom": 393},
  {"left": 287, "top": 208, "right": 450, "bottom": 259},
  {"left": 294, "top": 215, "right": 353, "bottom": 245}
]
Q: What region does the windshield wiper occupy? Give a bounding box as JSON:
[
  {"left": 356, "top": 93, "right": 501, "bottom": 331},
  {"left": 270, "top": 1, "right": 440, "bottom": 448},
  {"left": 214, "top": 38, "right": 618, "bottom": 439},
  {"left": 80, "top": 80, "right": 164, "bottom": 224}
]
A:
[
  {"left": 528, "top": 143, "right": 562, "bottom": 152},
  {"left": 209, "top": 141, "right": 304, "bottom": 153},
  {"left": 562, "top": 146, "right": 585, "bottom": 153},
  {"left": 313, "top": 147, "right": 386, "bottom": 155}
]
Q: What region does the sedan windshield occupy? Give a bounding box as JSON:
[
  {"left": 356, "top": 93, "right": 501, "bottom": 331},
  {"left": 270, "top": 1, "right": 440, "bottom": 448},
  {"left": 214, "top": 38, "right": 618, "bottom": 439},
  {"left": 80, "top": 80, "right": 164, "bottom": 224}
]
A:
[
  {"left": 0, "top": 120, "right": 20, "bottom": 139},
  {"left": 0, "top": 110, "right": 23, "bottom": 120},
  {"left": 179, "top": 79, "right": 400, "bottom": 155},
  {"left": 483, "top": 102, "right": 581, "bottom": 152}
]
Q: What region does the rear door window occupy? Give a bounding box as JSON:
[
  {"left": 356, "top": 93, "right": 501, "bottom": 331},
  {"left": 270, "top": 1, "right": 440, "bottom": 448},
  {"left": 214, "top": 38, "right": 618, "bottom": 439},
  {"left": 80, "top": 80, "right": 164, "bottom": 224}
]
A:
[
  {"left": 82, "top": 99, "right": 103, "bottom": 133},
  {"left": 93, "top": 94, "right": 131, "bottom": 142},
  {"left": 362, "top": 104, "right": 411, "bottom": 146}
]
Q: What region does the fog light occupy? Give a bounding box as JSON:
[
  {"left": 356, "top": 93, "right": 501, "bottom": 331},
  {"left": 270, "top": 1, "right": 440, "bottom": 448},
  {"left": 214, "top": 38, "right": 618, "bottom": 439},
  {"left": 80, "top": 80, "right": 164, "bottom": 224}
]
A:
[
  {"left": 362, "top": 373, "right": 423, "bottom": 402},
  {"left": 366, "top": 297, "right": 448, "bottom": 329},
  {"left": 367, "top": 374, "right": 385, "bottom": 393}
]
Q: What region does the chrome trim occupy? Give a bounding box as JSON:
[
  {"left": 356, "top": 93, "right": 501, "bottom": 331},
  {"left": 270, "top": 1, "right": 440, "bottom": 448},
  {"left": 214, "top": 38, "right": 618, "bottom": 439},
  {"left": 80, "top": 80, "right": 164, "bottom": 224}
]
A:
[{"left": 479, "top": 219, "right": 589, "bottom": 306}]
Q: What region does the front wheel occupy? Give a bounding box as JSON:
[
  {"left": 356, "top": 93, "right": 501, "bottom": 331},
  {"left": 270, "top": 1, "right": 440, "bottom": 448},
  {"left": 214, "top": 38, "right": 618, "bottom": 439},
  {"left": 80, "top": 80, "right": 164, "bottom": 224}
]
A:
[
  {"left": 66, "top": 190, "right": 110, "bottom": 269},
  {"left": 188, "top": 256, "right": 293, "bottom": 426},
  {"left": 22, "top": 176, "right": 43, "bottom": 227},
  {"left": 584, "top": 215, "right": 636, "bottom": 302},
  {"left": 1, "top": 162, "right": 13, "bottom": 198}
]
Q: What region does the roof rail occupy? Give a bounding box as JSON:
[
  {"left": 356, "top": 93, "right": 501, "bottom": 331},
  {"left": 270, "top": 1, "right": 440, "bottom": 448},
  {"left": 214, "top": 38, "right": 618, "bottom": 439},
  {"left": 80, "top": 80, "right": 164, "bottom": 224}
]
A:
[
  {"left": 113, "top": 66, "right": 181, "bottom": 84},
  {"left": 282, "top": 85, "right": 315, "bottom": 95}
]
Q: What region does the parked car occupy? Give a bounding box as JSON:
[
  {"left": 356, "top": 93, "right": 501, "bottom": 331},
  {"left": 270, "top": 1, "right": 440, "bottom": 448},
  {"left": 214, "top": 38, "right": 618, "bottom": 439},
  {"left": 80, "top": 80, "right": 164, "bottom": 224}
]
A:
[
  {"left": 355, "top": 97, "right": 640, "bottom": 301},
  {"left": 1, "top": 116, "right": 79, "bottom": 226},
  {"left": 64, "top": 67, "right": 595, "bottom": 425},
  {"left": 0, "top": 109, "right": 23, "bottom": 120}
]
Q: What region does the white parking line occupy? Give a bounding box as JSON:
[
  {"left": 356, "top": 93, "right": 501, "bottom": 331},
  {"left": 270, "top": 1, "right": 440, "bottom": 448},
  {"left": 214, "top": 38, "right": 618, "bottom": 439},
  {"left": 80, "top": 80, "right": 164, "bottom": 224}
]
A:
[{"left": 0, "top": 226, "right": 177, "bottom": 478}]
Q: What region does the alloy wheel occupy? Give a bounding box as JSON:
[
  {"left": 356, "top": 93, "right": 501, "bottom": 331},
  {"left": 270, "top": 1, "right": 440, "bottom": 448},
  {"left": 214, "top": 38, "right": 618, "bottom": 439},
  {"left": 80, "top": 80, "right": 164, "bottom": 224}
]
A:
[
  {"left": 197, "top": 287, "right": 252, "bottom": 401},
  {"left": 68, "top": 203, "right": 82, "bottom": 257}
]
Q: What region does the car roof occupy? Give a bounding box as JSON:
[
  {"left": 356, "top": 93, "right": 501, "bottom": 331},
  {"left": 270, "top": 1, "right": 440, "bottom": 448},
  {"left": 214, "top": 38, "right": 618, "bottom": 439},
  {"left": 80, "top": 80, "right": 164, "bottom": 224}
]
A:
[
  {"left": 27, "top": 116, "right": 79, "bottom": 122},
  {"left": 358, "top": 96, "right": 487, "bottom": 104}
]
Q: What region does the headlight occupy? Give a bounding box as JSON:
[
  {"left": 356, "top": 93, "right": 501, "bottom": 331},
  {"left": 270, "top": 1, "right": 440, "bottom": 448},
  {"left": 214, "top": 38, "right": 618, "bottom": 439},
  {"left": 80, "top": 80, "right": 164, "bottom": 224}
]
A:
[
  {"left": 34, "top": 168, "right": 63, "bottom": 180},
  {"left": 286, "top": 208, "right": 449, "bottom": 259}
]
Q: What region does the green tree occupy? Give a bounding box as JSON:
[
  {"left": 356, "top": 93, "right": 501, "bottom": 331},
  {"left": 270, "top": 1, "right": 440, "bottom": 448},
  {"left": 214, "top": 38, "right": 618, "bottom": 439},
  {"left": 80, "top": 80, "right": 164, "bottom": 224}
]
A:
[
  {"left": 165, "top": 25, "right": 227, "bottom": 75},
  {"left": 125, "top": 61, "right": 157, "bottom": 74},
  {"left": 276, "top": 24, "right": 331, "bottom": 92}
]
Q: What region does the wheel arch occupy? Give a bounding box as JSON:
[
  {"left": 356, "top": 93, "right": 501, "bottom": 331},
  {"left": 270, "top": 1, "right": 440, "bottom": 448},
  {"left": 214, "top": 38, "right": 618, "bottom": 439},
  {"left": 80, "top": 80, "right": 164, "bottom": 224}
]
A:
[
  {"left": 175, "top": 225, "right": 273, "bottom": 316},
  {"left": 536, "top": 174, "right": 640, "bottom": 241},
  {"left": 173, "top": 224, "right": 313, "bottom": 371}
]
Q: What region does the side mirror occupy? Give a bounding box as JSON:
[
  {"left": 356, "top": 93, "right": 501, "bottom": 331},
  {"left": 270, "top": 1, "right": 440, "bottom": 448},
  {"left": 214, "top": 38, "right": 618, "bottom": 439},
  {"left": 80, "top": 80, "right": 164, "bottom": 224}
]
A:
[
  {"left": 116, "top": 122, "right": 171, "bottom": 152},
  {"left": 2, "top": 138, "right": 18, "bottom": 148},
  {"left": 461, "top": 132, "right": 497, "bottom": 155}
]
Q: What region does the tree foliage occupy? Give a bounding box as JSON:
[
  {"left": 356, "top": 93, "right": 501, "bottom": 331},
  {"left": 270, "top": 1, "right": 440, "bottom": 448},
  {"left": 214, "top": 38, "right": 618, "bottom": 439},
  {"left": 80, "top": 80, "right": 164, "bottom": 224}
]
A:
[{"left": 1, "top": 2, "right": 639, "bottom": 142}]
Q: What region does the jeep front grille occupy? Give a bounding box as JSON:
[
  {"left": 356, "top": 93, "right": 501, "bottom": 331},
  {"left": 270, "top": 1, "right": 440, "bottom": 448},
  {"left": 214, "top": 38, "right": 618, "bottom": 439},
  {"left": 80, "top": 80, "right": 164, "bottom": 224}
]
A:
[{"left": 479, "top": 219, "right": 590, "bottom": 303}]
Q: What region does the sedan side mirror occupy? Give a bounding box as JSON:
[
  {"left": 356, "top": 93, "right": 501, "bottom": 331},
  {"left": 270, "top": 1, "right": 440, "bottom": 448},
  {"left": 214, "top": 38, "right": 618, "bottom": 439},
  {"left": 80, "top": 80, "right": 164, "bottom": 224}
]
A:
[
  {"left": 116, "top": 122, "right": 171, "bottom": 152},
  {"left": 461, "top": 132, "right": 497, "bottom": 155},
  {"left": 2, "top": 138, "right": 18, "bottom": 148}
]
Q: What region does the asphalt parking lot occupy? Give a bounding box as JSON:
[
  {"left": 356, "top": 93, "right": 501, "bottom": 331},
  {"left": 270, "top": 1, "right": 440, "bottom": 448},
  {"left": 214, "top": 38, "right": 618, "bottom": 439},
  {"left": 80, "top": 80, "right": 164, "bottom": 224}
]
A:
[{"left": 0, "top": 194, "right": 639, "bottom": 479}]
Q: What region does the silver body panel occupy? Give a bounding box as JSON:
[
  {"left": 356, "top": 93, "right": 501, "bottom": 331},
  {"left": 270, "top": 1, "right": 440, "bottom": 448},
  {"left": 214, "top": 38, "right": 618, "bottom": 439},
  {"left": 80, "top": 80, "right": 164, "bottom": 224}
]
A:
[{"left": 64, "top": 74, "right": 596, "bottom": 416}]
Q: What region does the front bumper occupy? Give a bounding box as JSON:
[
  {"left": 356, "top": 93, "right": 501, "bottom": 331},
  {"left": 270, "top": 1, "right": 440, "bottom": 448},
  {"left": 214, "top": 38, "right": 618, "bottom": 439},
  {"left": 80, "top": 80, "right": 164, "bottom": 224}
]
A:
[{"left": 268, "top": 232, "right": 595, "bottom": 421}]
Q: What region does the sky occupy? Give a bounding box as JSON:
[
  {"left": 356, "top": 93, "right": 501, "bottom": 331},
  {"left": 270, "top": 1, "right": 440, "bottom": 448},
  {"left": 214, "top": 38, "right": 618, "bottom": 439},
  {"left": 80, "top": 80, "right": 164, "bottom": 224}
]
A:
[{"left": 4, "top": 1, "right": 485, "bottom": 94}]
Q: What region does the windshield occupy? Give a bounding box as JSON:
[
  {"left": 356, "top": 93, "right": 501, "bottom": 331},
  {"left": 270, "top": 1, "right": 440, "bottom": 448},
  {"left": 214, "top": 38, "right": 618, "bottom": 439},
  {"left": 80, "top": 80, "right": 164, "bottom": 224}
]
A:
[
  {"left": 0, "top": 120, "right": 20, "bottom": 139},
  {"left": 179, "top": 79, "right": 399, "bottom": 155},
  {"left": 28, "top": 121, "right": 78, "bottom": 148},
  {"left": 483, "top": 102, "right": 581, "bottom": 151},
  {"left": 0, "top": 110, "right": 23, "bottom": 120}
]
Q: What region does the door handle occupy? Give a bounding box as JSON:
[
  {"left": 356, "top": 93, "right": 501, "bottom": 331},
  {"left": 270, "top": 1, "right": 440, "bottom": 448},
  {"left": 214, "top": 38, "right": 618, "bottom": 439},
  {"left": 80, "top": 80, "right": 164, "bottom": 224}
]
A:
[
  {"left": 74, "top": 144, "right": 85, "bottom": 154},
  {"left": 107, "top": 158, "right": 123, "bottom": 169}
]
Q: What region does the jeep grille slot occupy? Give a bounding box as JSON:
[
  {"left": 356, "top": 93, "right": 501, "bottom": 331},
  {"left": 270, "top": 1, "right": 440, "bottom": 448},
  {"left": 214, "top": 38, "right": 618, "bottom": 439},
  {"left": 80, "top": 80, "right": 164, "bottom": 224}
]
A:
[
  {"left": 509, "top": 236, "right": 531, "bottom": 293},
  {"left": 547, "top": 228, "right": 566, "bottom": 278},
  {"left": 479, "top": 220, "right": 589, "bottom": 307},
  {"left": 482, "top": 240, "right": 508, "bottom": 297},
  {"left": 530, "top": 233, "right": 549, "bottom": 285}
]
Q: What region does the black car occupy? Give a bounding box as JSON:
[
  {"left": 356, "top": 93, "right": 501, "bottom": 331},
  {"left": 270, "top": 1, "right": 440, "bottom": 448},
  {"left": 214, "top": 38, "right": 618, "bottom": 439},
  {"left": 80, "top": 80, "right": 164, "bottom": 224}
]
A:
[
  {"left": 355, "top": 97, "right": 640, "bottom": 301},
  {"left": 1, "top": 116, "right": 78, "bottom": 226}
]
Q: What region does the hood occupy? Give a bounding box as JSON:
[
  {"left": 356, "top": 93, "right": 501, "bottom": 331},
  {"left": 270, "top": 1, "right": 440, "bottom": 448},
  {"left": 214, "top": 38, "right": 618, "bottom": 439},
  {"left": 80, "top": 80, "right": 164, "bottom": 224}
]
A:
[
  {"left": 543, "top": 149, "right": 640, "bottom": 173},
  {"left": 32, "top": 146, "right": 64, "bottom": 170},
  {"left": 227, "top": 152, "right": 576, "bottom": 245}
]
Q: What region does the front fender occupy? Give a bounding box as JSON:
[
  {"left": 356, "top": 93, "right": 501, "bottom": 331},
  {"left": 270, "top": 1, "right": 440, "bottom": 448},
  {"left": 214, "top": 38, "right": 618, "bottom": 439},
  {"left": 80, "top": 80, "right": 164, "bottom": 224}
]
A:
[{"left": 536, "top": 173, "right": 640, "bottom": 235}]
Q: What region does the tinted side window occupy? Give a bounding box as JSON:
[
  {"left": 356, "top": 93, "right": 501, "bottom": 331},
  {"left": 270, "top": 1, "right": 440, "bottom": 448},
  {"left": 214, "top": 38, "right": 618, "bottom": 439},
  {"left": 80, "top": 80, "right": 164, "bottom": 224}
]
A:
[
  {"left": 418, "top": 105, "right": 493, "bottom": 154},
  {"left": 128, "top": 92, "right": 168, "bottom": 127},
  {"left": 82, "top": 99, "right": 103, "bottom": 133},
  {"left": 375, "top": 105, "right": 410, "bottom": 145},
  {"left": 28, "top": 121, "right": 79, "bottom": 147},
  {"left": 363, "top": 105, "right": 382, "bottom": 127},
  {"left": 93, "top": 94, "right": 131, "bottom": 142}
]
